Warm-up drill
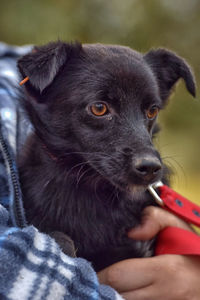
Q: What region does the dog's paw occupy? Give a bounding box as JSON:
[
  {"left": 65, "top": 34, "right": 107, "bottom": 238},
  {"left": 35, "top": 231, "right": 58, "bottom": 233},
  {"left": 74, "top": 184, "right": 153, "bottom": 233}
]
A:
[{"left": 49, "top": 231, "right": 76, "bottom": 257}]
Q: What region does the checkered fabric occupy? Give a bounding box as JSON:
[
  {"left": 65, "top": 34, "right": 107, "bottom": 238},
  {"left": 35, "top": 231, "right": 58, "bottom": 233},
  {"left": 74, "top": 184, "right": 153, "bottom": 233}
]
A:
[
  {"left": 0, "top": 206, "right": 122, "bottom": 300},
  {"left": 0, "top": 42, "right": 123, "bottom": 300}
]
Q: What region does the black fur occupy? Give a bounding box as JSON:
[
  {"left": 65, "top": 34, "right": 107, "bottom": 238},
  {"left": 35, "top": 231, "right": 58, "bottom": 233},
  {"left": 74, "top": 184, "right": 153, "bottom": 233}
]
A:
[{"left": 17, "top": 42, "right": 195, "bottom": 271}]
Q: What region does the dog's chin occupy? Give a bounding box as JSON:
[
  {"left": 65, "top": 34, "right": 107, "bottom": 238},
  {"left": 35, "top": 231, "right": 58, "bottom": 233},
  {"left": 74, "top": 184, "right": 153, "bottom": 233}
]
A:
[
  {"left": 126, "top": 184, "right": 148, "bottom": 200},
  {"left": 110, "top": 178, "right": 148, "bottom": 200}
]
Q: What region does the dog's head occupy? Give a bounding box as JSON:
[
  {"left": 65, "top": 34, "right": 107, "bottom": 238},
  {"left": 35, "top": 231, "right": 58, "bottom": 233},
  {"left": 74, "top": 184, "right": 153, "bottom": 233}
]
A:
[{"left": 18, "top": 41, "right": 195, "bottom": 192}]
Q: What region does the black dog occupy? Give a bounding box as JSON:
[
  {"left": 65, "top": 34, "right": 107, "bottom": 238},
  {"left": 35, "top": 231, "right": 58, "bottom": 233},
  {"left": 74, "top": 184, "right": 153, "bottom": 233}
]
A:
[{"left": 17, "top": 42, "right": 195, "bottom": 271}]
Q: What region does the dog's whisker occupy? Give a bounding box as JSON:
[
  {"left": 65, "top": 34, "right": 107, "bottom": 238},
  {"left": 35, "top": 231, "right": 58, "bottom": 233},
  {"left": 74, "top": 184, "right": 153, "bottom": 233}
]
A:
[
  {"left": 76, "top": 167, "right": 92, "bottom": 188},
  {"left": 162, "top": 155, "right": 187, "bottom": 187},
  {"left": 63, "top": 150, "right": 120, "bottom": 164},
  {"left": 64, "top": 157, "right": 110, "bottom": 186},
  {"left": 94, "top": 176, "right": 102, "bottom": 202},
  {"left": 162, "top": 156, "right": 184, "bottom": 174},
  {"left": 65, "top": 161, "right": 88, "bottom": 177},
  {"left": 76, "top": 164, "right": 86, "bottom": 183},
  {"left": 107, "top": 187, "right": 118, "bottom": 206}
]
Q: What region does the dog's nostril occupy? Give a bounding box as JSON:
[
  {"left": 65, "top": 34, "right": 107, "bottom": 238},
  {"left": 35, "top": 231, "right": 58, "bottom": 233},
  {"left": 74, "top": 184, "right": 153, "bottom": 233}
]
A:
[{"left": 135, "top": 159, "right": 161, "bottom": 176}]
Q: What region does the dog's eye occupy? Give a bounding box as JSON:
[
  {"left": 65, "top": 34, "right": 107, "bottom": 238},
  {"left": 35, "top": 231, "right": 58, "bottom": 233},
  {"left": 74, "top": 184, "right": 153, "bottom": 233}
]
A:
[
  {"left": 90, "top": 103, "right": 108, "bottom": 116},
  {"left": 146, "top": 106, "right": 159, "bottom": 119}
]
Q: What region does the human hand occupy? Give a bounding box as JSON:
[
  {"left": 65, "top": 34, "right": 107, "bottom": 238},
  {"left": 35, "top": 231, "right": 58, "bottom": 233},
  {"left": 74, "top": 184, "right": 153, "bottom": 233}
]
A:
[
  {"left": 128, "top": 205, "right": 193, "bottom": 240},
  {"left": 98, "top": 206, "right": 200, "bottom": 300},
  {"left": 98, "top": 254, "right": 200, "bottom": 300}
]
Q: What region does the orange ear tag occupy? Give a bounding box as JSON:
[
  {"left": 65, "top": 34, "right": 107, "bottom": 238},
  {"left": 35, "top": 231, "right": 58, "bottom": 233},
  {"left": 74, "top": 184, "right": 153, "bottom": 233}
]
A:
[{"left": 19, "top": 76, "right": 29, "bottom": 86}]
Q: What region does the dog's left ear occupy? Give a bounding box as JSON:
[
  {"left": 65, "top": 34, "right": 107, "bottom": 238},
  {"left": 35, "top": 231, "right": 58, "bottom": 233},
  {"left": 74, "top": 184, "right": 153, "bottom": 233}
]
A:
[{"left": 144, "top": 49, "right": 196, "bottom": 101}]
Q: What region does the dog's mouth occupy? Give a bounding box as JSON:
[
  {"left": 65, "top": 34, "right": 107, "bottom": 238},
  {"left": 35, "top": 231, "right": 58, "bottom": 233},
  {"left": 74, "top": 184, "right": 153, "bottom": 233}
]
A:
[
  {"left": 89, "top": 164, "right": 161, "bottom": 196},
  {"left": 106, "top": 177, "right": 149, "bottom": 196},
  {"left": 80, "top": 152, "right": 162, "bottom": 196},
  {"left": 110, "top": 172, "right": 162, "bottom": 199}
]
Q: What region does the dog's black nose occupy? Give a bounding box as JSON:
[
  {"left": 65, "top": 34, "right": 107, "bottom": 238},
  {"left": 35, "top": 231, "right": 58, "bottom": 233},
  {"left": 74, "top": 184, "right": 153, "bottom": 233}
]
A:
[{"left": 134, "top": 157, "right": 161, "bottom": 182}]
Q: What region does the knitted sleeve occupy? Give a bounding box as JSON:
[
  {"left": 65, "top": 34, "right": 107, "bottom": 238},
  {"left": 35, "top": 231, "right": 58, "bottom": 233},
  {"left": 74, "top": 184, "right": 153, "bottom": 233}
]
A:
[{"left": 0, "top": 204, "right": 123, "bottom": 300}]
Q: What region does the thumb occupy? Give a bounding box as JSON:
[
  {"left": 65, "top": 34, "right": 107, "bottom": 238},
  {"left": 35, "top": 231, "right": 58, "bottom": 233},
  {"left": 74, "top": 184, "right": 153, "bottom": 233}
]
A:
[{"left": 128, "top": 206, "right": 192, "bottom": 240}]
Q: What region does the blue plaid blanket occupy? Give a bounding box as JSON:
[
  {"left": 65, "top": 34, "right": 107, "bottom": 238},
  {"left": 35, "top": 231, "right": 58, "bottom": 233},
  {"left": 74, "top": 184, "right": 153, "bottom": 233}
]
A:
[{"left": 0, "top": 42, "right": 123, "bottom": 300}]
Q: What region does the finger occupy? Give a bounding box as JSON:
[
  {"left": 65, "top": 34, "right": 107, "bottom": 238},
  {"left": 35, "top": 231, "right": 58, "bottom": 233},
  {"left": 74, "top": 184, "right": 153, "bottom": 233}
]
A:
[
  {"left": 128, "top": 206, "right": 192, "bottom": 240},
  {"left": 121, "top": 284, "right": 156, "bottom": 300},
  {"left": 121, "top": 284, "right": 165, "bottom": 300},
  {"left": 98, "top": 258, "right": 155, "bottom": 293},
  {"left": 121, "top": 255, "right": 200, "bottom": 300}
]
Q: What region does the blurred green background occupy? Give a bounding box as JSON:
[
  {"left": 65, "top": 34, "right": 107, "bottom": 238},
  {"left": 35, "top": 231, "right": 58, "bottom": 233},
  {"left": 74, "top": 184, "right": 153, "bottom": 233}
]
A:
[{"left": 0, "top": 0, "right": 200, "bottom": 204}]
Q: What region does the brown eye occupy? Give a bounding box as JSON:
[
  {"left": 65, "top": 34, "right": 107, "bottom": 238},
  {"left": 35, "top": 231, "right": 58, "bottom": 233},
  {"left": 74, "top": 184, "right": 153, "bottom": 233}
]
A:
[
  {"left": 90, "top": 103, "right": 108, "bottom": 116},
  {"left": 146, "top": 106, "right": 159, "bottom": 119}
]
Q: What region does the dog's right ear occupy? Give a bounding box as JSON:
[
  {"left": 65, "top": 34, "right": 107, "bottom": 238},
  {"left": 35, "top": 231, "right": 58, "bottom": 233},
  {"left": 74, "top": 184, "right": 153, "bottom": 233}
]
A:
[{"left": 18, "top": 41, "right": 82, "bottom": 93}]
